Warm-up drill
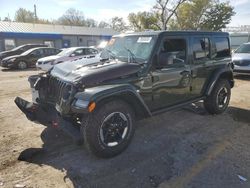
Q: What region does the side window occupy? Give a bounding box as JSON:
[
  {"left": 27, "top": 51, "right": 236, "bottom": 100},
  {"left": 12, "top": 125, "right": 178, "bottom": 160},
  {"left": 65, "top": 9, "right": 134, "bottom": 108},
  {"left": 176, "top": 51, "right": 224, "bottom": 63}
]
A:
[
  {"left": 72, "top": 49, "right": 84, "bottom": 56},
  {"left": 212, "top": 37, "right": 230, "bottom": 58},
  {"left": 43, "top": 49, "right": 50, "bottom": 55},
  {"left": 157, "top": 38, "right": 186, "bottom": 68},
  {"left": 193, "top": 37, "right": 210, "bottom": 62},
  {"left": 86, "top": 48, "right": 98, "bottom": 55},
  {"left": 31, "top": 49, "right": 43, "bottom": 57}
]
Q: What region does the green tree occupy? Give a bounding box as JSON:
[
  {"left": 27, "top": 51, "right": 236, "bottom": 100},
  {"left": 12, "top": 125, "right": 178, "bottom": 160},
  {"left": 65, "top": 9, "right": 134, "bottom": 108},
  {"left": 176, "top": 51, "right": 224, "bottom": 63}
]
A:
[
  {"left": 201, "top": 2, "right": 235, "bottom": 31},
  {"left": 128, "top": 11, "right": 159, "bottom": 31},
  {"left": 57, "top": 8, "right": 86, "bottom": 26},
  {"left": 14, "top": 8, "right": 36, "bottom": 23},
  {"left": 175, "top": 0, "right": 213, "bottom": 30},
  {"left": 110, "top": 17, "right": 128, "bottom": 32},
  {"left": 174, "top": 0, "right": 235, "bottom": 31}
]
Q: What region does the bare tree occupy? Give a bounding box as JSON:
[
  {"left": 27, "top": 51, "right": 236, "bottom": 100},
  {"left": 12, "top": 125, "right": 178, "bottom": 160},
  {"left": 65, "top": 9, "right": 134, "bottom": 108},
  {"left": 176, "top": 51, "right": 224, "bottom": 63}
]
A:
[
  {"left": 57, "top": 8, "right": 86, "bottom": 26},
  {"left": 153, "top": 0, "right": 187, "bottom": 30},
  {"left": 14, "top": 8, "right": 36, "bottom": 23},
  {"left": 110, "top": 17, "right": 128, "bottom": 32},
  {"left": 98, "top": 21, "right": 110, "bottom": 28}
]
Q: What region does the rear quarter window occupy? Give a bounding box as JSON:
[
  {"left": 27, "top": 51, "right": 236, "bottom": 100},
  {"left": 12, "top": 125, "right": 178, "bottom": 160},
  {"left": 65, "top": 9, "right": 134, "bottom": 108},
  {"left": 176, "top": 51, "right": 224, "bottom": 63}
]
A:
[{"left": 212, "top": 37, "right": 230, "bottom": 59}]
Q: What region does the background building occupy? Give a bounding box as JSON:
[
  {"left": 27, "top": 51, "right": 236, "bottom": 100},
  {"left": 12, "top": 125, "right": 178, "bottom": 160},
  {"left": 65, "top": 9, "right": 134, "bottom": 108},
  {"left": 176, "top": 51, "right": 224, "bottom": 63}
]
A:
[
  {"left": 224, "top": 26, "right": 250, "bottom": 49},
  {"left": 0, "top": 21, "right": 118, "bottom": 51}
]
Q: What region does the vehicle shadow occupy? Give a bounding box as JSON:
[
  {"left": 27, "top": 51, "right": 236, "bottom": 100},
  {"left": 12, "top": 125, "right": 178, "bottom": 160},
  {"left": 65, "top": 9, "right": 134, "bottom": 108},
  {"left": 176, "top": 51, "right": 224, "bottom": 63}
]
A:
[
  {"left": 234, "top": 74, "right": 250, "bottom": 81},
  {"left": 1, "top": 67, "right": 39, "bottom": 72},
  {"left": 17, "top": 105, "right": 250, "bottom": 188}
]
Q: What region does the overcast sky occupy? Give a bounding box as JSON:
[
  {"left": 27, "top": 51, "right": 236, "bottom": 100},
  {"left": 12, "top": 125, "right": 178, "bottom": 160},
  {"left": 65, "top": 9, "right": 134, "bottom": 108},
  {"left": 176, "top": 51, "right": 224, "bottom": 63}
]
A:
[{"left": 0, "top": 0, "right": 249, "bottom": 26}]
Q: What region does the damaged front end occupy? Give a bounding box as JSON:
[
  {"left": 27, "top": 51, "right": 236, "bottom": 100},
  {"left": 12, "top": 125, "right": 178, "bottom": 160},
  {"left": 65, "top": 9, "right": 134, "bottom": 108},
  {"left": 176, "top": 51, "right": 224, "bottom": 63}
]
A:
[{"left": 15, "top": 73, "right": 86, "bottom": 144}]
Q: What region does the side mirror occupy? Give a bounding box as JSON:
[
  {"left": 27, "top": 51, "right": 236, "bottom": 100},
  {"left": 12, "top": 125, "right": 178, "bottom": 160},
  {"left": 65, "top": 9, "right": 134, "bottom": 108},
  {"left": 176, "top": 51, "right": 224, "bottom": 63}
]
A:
[
  {"left": 70, "top": 53, "right": 76, "bottom": 57},
  {"left": 157, "top": 52, "right": 185, "bottom": 68},
  {"left": 157, "top": 51, "right": 173, "bottom": 68}
]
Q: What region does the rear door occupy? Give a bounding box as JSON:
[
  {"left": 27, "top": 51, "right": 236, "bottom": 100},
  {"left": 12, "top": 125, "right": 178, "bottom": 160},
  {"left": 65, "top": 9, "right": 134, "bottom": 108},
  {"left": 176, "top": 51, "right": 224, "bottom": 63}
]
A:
[
  {"left": 190, "top": 35, "right": 231, "bottom": 97},
  {"left": 190, "top": 36, "right": 215, "bottom": 97}
]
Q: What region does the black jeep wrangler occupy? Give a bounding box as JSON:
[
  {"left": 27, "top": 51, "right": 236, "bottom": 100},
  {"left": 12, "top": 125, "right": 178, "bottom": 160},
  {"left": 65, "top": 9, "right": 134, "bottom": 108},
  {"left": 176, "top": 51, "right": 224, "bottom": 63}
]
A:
[{"left": 15, "top": 31, "right": 234, "bottom": 158}]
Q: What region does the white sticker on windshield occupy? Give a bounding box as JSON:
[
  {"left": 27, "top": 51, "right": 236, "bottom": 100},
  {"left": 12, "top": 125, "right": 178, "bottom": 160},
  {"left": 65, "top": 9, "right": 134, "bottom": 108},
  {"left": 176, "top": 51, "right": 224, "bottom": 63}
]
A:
[{"left": 137, "top": 37, "right": 152, "bottom": 43}]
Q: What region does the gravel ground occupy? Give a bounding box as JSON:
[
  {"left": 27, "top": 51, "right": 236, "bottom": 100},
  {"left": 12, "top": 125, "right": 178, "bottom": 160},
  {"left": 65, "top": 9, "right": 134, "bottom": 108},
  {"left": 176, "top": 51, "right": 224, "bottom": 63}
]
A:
[{"left": 0, "top": 67, "right": 249, "bottom": 188}]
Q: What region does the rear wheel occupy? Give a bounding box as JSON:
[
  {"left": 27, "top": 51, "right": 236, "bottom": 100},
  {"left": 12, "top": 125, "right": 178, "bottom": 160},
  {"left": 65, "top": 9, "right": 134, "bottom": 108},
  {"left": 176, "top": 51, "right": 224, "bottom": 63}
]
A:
[
  {"left": 82, "top": 100, "right": 135, "bottom": 158},
  {"left": 17, "top": 61, "right": 27, "bottom": 70},
  {"left": 204, "top": 79, "right": 231, "bottom": 114}
]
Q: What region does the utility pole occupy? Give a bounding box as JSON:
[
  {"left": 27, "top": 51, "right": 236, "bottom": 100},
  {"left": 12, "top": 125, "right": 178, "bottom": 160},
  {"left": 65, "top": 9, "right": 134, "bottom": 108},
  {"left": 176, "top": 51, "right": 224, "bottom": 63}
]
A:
[{"left": 34, "top": 4, "right": 37, "bottom": 22}]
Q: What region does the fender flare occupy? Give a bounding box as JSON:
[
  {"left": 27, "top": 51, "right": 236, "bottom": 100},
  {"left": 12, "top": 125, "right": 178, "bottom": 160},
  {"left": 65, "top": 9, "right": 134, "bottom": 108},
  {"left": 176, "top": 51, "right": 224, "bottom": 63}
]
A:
[
  {"left": 205, "top": 65, "right": 234, "bottom": 96},
  {"left": 72, "top": 84, "right": 152, "bottom": 118}
]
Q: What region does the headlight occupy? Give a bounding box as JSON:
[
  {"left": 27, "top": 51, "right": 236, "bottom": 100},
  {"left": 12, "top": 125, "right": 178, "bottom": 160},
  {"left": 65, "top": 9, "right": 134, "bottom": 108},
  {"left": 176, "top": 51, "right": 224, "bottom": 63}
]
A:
[
  {"left": 74, "top": 99, "right": 89, "bottom": 108},
  {"left": 8, "top": 58, "right": 16, "bottom": 62},
  {"left": 44, "top": 60, "right": 55, "bottom": 64}
]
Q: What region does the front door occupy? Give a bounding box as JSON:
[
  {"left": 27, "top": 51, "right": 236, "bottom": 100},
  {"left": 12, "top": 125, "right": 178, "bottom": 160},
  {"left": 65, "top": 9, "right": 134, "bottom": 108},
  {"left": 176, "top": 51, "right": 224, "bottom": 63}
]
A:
[{"left": 150, "top": 36, "right": 193, "bottom": 111}]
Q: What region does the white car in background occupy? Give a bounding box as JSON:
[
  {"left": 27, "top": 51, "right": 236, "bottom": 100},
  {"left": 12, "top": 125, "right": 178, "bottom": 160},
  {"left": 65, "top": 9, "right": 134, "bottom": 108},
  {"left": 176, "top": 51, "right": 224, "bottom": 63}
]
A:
[
  {"left": 232, "top": 42, "right": 250, "bottom": 75},
  {"left": 36, "top": 47, "right": 99, "bottom": 71}
]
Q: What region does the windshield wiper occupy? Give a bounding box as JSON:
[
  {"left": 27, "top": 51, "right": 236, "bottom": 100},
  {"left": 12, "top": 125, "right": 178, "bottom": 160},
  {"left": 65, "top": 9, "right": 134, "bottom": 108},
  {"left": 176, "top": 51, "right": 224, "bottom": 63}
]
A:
[
  {"left": 104, "top": 49, "right": 117, "bottom": 60},
  {"left": 124, "top": 47, "right": 142, "bottom": 65}
]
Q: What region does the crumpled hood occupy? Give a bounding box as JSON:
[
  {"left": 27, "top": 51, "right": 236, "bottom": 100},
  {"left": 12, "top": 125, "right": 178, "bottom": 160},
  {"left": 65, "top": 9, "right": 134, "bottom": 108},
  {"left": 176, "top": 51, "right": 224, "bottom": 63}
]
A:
[
  {"left": 38, "top": 55, "right": 60, "bottom": 62},
  {"left": 50, "top": 59, "right": 141, "bottom": 86},
  {"left": 232, "top": 53, "right": 250, "bottom": 61}
]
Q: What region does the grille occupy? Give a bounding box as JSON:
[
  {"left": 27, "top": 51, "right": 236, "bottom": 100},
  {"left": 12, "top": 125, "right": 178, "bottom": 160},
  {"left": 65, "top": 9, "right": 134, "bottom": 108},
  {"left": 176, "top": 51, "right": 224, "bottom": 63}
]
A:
[
  {"left": 234, "top": 60, "right": 250, "bottom": 66},
  {"left": 47, "top": 77, "right": 73, "bottom": 103}
]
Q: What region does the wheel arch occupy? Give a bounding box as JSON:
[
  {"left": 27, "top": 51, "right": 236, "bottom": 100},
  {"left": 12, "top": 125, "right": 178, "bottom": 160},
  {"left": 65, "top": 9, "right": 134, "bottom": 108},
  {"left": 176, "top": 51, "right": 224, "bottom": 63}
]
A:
[
  {"left": 72, "top": 84, "right": 152, "bottom": 120},
  {"left": 95, "top": 92, "right": 152, "bottom": 120},
  {"left": 205, "top": 67, "right": 234, "bottom": 96}
]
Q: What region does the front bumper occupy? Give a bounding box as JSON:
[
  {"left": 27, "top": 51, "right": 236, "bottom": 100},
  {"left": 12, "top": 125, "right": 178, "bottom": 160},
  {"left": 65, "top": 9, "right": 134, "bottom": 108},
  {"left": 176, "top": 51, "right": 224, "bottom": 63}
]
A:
[
  {"left": 14, "top": 97, "right": 83, "bottom": 144},
  {"left": 233, "top": 66, "right": 250, "bottom": 75},
  {"left": 1, "top": 61, "right": 14, "bottom": 68}
]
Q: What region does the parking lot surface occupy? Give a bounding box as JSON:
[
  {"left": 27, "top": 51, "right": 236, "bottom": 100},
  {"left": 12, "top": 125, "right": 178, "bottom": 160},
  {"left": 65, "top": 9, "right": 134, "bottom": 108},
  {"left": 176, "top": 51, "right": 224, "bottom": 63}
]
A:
[{"left": 0, "top": 68, "right": 250, "bottom": 188}]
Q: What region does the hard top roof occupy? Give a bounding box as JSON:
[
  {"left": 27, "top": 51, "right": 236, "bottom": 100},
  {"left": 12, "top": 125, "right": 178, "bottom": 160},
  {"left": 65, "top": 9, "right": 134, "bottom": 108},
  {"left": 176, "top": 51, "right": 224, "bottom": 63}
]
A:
[{"left": 114, "top": 30, "right": 229, "bottom": 37}]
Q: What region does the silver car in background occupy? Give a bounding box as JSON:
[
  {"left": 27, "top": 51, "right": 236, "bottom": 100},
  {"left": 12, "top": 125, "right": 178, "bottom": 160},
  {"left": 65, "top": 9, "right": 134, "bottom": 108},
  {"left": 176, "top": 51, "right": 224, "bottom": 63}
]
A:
[
  {"left": 232, "top": 42, "right": 250, "bottom": 75},
  {"left": 36, "top": 47, "right": 99, "bottom": 71}
]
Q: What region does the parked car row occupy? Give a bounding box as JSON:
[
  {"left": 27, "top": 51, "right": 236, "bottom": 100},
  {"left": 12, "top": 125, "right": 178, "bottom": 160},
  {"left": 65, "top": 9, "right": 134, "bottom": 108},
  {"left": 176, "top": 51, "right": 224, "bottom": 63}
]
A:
[
  {"left": 1, "top": 47, "right": 61, "bottom": 69},
  {"left": 36, "top": 47, "right": 99, "bottom": 71},
  {"left": 0, "top": 44, "right": 101, "bottom": 70}
]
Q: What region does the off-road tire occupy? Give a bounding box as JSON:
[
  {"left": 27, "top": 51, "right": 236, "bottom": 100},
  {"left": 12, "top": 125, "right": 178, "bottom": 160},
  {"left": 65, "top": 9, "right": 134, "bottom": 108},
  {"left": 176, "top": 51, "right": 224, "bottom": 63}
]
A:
[
  {"left": 82, "top": 100, "right": 135, "bottom": 158},
  {"left": 204, "top": 79, "right": 231, "bottom": 114}
]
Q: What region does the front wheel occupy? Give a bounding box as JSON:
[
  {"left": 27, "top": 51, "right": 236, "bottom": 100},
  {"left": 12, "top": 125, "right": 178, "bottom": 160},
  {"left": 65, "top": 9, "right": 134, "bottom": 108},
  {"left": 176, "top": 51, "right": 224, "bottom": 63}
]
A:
[
  {"left": 83, "top": 100, "right": 135, "bottom": 158},
  {"left": 204, "top": 79, "right": 231, "bottom": 114}
]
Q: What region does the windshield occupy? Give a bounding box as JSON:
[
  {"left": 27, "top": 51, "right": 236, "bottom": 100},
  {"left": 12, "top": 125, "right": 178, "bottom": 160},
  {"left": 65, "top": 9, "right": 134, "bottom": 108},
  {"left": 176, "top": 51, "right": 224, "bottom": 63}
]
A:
[
  {"left": 10, "top": 45, "right": 25, "bottom": 51},
  {"left": 235, "top": 44, "right": 250, "bottom": 53},
  {"left": 57, "top": 48, "right": 76, "bottom": 56},
  {"left": 101, "top": 35, "right": 157, "bottom": 63}
]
